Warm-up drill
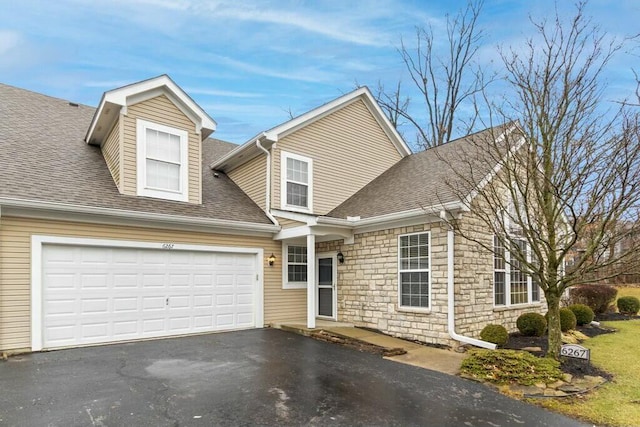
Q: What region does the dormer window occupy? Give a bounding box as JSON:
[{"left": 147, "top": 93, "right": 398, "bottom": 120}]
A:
[
  {"left": 281, "top": 151, "right": 313, "bottom": 212},
  {"left": 136, "top": 119, "right": 189, "bottom": 202}
]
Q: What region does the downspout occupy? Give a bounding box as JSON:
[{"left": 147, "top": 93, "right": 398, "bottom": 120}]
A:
[
  {"left": 442, "top": 210, "right": 497, "bottom": 350},
  {"left": 256, "top": 135, "right": 279, "bottom": 226}
]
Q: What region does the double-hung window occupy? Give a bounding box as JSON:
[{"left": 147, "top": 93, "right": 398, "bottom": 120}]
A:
[
  {"left": 137, "top": 119, "right": 189, "bottom": 202},
  {"left": 398, "top": 232, "right": 430, "bottom": 309},
  {"left": 281, "top": 151, "right": 312, "bottom": 212},
  {"left": 283, "top": 244, "right": 307, "bottom": 289},
  {"left": 493, "top": 236, "right": 541, "bottom": 306}
]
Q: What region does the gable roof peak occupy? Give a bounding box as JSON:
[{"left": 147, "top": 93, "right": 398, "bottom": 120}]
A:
[
  {"left": 210, "top": 85, "right": 411, "bottom": 172},
  {"left": 85, "top": 74, "right": 216, "bottom": 146}
]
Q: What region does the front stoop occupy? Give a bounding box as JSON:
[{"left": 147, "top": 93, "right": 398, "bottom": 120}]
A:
[{"left": 273, "top": 322, "right": 465, "bottom": 376}]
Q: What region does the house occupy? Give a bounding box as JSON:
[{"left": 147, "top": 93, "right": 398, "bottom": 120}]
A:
[{"left": 0, "top": 75, "right": 545, "bottom": 353}]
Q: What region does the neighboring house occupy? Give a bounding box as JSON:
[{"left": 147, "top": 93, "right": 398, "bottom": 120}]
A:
[{"left": 0, "top": 75, "right": 544, "bottom": 353}]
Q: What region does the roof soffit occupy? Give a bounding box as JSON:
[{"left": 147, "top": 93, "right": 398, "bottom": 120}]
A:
[{"left": 85, "top": 75, "right": 216, "bottom": 146}]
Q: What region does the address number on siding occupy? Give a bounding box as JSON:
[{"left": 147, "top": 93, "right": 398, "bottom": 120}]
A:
[
  {"left": 161, "top": 243, "right": 175, "bottom": 249},
  {"left": 560, "top": 344, "right": 590, "bottom": 360}
]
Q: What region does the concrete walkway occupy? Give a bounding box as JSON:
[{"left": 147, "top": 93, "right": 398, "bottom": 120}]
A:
[{"left": 274, "top": 322, "right": 466, "bottom": 375}]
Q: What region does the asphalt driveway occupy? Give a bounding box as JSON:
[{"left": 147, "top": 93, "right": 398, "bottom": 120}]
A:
[{"left": 0, "top": 329, "right": 586, "bottom": 427}]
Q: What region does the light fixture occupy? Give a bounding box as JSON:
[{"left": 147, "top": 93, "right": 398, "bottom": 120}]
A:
[
  {"left": 337, "top": 252, "right": 345, "bottom": 264},
  {"left": 268, "top": 253, "right": 276, "bottom": 266}
]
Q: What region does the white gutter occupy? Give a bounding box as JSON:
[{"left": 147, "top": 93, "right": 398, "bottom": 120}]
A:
[
  {"left": 316, "top": 201, "right": 468, "bottom": 228},
  {"left": 255, "top": 136, "right": 280, "bottom": 226},
  {"left": 0, "top": 197, "right": 280, "bottom": 234},
  {"left": 442, "top": 211, "right": 497, "bottom": 350}
]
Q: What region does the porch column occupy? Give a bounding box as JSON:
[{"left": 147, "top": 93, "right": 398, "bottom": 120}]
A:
[{"left": 306, "top": 233, "right": 316, "bottom": 329}]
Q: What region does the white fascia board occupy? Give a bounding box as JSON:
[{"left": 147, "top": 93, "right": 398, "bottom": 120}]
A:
[
  {"left": 209, "top": 133, "right": 274, "bottom": 172},
  {"left": 462, "top": 123, "right": 524, "bottom": 207},
  {"left": 315, "top": 202, "right": 467, "bottom": 235},
  {"left": 271, "top": 209, "right": 318, "bottom": 225},
  {"left": 263, "top": 88, "right": 369, "bottom": 142},
  {"left": 274, "top": 225, "right": 313, "bottom": 240},
  {"left": 317, "top": 202, "right": 467, "bottom": 226},
  {"left": 263, "top": 86, "right": 411, "bottom": 157},
  {"left": 86, "top": 75, "right": 216, "bottom": 145},
  {"left": 0, "top": 198, "right": 279, "bottom": 236}
]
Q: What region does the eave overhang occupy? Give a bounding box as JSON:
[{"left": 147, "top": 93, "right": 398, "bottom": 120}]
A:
[{"left": 85, "top": 75, "right": 217, "bottom": 146}]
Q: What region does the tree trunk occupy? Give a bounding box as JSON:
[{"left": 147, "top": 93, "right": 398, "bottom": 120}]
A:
[{"left": 545, "top": 293, "right": 562, "bottom": 359}]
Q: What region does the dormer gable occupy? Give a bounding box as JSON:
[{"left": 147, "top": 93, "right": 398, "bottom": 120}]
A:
[{"left": 85, "top": 75, "right": 216, "bottom": 204}]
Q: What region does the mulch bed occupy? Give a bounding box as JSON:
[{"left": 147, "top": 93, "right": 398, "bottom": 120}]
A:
[
  {"left": 504, "top": 323, "right": 616, "bottom": 380},
  {"left": 595, "top": 312, "right": 640, "bottom": 321}
]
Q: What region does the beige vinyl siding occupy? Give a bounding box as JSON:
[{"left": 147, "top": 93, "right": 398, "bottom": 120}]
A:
[
  {"left": 228, "top": 154, "right": 266, "bottom": 210},
  {"left": 276, "top": 217, "right": 306, "bottom": 229},
  {"left": 273, "top": 99, "right": 403, "bottom": 215},
  {"left": 101, "top": 118, "right": 121, "bottom": 191},
  {"left": 0, "top": 216, "right": 305, "bottom": 351},
  {"left": 121, "top": 95, "right": 202, "bottom": 204}
]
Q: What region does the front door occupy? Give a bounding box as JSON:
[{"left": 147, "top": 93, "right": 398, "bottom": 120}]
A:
[{"left": 317, "top": 254, "right": 336, "bottom": 319}]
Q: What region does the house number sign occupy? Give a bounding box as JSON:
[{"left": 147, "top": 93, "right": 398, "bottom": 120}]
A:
[
  {"left": 560, "top": 344, "right": 590, "bottom": 361},
  {"left": 161, "top": 243, "right": 175, "bottom": 249}
]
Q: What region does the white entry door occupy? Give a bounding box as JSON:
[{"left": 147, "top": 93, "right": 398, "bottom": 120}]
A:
[
  {"left": 316, "top": 253, "right": 337, "bottom": 320},
  {"left": 39, "top": 242, "right": 259, "bottom": 349}
]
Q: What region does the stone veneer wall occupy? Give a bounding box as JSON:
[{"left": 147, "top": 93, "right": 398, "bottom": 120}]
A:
[{"left": 317, "top": 217, "right": 546, "bottom": 348}]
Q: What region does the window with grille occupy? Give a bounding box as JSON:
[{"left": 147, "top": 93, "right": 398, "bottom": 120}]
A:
[
  {"left": 494, "top": 236, "right": 541, "bottom": 307},
  {"left": 136, "top": 119, "right": 188, "bottom": 202},
  {"left": 398, "top": 232, "right": 430, "bottom": 309},
  {"left": 281, "top": 151, "right": 312, "bottom": 212}
]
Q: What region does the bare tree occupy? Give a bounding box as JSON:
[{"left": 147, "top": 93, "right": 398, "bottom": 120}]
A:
[
  {"left": 447, "top": 2, "right": 640, "bottom": 358},
  {"left": 378, "top": 0, "right": 490, "bottom": 148}
]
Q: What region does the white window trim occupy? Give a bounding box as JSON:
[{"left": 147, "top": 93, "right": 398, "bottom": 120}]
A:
[
  {"left": 282, "top": 242, "right": 308, "bottom": 289},
  {"left": 136, "top": 119, "right": 189, "bottom": 202},
  {"left": 397, "top": 231, "right": 431, "bottom": 311},
  {"left": 280, "top": 150, "right": 313, "bottom": 213},
  {"left": 493, "top": 235, "right": 540, "bottom": 308}
]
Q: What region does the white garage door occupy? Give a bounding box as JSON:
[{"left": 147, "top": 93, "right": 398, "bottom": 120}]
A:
[{"left": 41, "top": 244, "right": 258, "bottom": 349}]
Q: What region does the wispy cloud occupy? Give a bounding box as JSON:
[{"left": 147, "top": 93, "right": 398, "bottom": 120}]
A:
[
  {"left": 0, "top": 30, "right": 20, "bottom": 54},
  {"left": 184, "top": 87, "right": 264, "bottom": 98},
  {"left": 206, "top": 54, "right": 341, "bottom": 83},
  {"left": 198, "top": 2, "right": 391, "bottom": 47}
]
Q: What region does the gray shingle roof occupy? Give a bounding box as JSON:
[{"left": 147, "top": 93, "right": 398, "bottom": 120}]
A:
[
  {"left": 328, "top": 125, "right": 511, "bottom": 219},
  {"left": 0, "top": 83, "right": 272, "bottom": 225}
]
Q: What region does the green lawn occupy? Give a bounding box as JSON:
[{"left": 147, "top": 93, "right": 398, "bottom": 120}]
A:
[
  {"left": 539, "top": 320, "right": 640, "bottom": 426},
  {"left": 616, "top": 286, "right": 640, "bottom": 301}
]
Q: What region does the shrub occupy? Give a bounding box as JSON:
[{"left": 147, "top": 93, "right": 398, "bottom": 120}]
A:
[
  {"left": 480, "top": 324, "right": 509, "bottom": 346},
  {"left": 617, "top": 296, "right": 640, "bottom": 315},
  {"left": 560, "top": 308, "right": 577, "bottom": 331},
  {"left": 568, "top": 304, "right": 595, "bottom": 325},
  {"left": 516, "top": 313, "right": 547, "bottom": 337},
  {"left": 569, "top": 284, "right": 618, "bottom": 314},
  {"left": 546, "top": 308, "right": 577, "bottom": 332},
  {"left": 460, "top": 349, "right": 563, "bottom": 385}
]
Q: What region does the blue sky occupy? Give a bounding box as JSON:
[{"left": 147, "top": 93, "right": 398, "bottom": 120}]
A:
[{"left": 1, "top": 0, "right": 638, "bottom": 145}]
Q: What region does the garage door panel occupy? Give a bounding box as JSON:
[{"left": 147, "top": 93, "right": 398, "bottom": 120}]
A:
[
  {"left": 193, "top": 295, "right": 213, "bottom": 308},
  {"left": 80, "top": 274, "right": 109, "bottom": 289},
  {"left": 113, "top": 297, "right": 138, "bottom": 312},
  {"left": 44, "top": 273, "right": 76, "bottom": 290},
  {"left": 142, "top": 318, "right": 166, "bottom": 334},
  {"left": 113, "top": 320, "right": 138, "bottom": 336},
  {"left": 142, "top": 296, "right": 166, "bottom": 311},
  {"left": 81, "top": 298, "right": 109, "bottom": 314},
  {"left": 113, "top": 274, "right": 138, "bottom": 288},
  {"left": 41, "top": 244, "right": 259, "bottom": 349},
  {"left": 168, "top": 295, "right": 190, "bottom": 308},
  {"left": 81, "top": 322, "right": 109, "bottom": 339},
  {"left": 45, "top": 299, "right": 77, "bottom": 316},
  {"left": 142, "top": 274, "right": 165, "bottom": 288}
]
